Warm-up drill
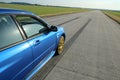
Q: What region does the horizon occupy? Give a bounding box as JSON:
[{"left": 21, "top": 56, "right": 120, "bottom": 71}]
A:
[{"left": 0, "top": 0, "right": 120, "bottom": 11}]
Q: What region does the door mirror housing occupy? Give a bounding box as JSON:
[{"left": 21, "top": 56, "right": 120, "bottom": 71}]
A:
[
  {"left": 50, "top": 26, "right": 58, "bottom": 31},
  {"left": 39, "top": 28, "right": 48, "bottom": 33}
]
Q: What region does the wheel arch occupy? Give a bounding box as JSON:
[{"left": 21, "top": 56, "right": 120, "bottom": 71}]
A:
[{"left": 61, "top": 33, "right": 66, "bottom": 40}]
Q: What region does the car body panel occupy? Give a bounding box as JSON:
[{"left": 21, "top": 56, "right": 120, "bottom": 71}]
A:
[
  {"left": 27, "top": 32, "right": 57, "bottom": 66},
  {"left": 0, "top": 8, "right": 65, "bottom": 80},
  {"left": 56, "top": 27, "right": 66, "bottom": 45},
  {"left": 0, "top": 9, "right": 34, "bottom": 15},
  {"left": 0, "top": 42, "right": 34, "bottom": 80},
  {"left": 25, "top": 50, "right": 55, "bottom": 80}
]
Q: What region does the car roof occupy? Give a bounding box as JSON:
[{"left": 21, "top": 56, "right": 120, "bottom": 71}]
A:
[{"left": 0, "top": 8, "right": 34, "bottom": 15}]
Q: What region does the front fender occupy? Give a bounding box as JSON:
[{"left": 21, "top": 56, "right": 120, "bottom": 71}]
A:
[{"left": 56, "top": 27, "right": 66, "bottom": 45}]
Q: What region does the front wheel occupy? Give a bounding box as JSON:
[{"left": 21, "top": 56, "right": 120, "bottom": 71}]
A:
[{"left": 56, "top": 36, "right": 65, "bottom": 55}]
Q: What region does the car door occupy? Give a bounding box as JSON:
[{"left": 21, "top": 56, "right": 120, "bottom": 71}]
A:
[
  {"left": 16, "top": 15, "right": 57, "bottom": 66},
  {"left": 0, "top": 15, "right": 34, "bottom": 80}
]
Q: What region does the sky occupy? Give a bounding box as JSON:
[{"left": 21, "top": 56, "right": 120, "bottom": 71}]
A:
[{"left": 0, "top": 0, "right": 120, "bottom": 10}]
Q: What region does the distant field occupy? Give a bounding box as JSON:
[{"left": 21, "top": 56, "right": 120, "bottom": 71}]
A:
[
  {"left": 104, "top": 11, "right": 120, "bottom": 23},
  {"left": 0, "top": 3, "right": 88, "bottom": 16},
  {"left": 106, "top": 11, "right": 120, "bottom": 17}
]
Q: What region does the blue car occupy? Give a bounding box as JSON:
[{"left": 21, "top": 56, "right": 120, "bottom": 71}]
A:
[{"left": 0, "top": 8, "right": 65, "bottom": 80}]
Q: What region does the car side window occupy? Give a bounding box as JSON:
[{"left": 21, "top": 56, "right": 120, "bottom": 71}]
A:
[
  {"left": 16, "top": 16, "right": 47, "bottom": 38},
  {"left": 0, "top": 15, "right": 23, "bottom": 49}
]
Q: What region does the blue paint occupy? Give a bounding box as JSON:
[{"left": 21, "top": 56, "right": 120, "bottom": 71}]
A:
[{"left": 0, "top": 8, "right": 65, "bottom": 80}]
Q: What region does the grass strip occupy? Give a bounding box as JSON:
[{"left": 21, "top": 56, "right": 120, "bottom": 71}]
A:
[
  {"left": 0, "top": 3, "right": 89, "bottom": 17},
  {"left": 103, "top": 11, "right": 120, "bottom": 24}
]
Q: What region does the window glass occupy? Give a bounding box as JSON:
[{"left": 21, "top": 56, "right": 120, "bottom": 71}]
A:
[
  {"left": 0, "top": 16, "right": 23, "bottom": 49},
  {"left": 16, "top": 16, "right": 46, "bottom": 37}
]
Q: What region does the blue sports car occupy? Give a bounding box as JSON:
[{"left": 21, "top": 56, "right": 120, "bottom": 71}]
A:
[{"left": 0, "top": 9, "right": 65, "bottom": 80}]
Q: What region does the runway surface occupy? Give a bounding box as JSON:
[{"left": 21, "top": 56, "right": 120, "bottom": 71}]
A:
[{"left": 31, "top": 11, "right": 120, "bottom": 80}]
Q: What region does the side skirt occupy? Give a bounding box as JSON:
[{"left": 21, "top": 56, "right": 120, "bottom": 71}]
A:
[{"left": 25, "top": 51, "right": 55, "bottom": 80}]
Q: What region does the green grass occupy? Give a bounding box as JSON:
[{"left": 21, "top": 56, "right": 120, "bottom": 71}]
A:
[
  {"left": 0, "top": 3, "right": 88, "bottom": 16},
  {"left": 103, "top": 10, "right": 120, "bottom": 22},
  {"left": 104, "top": 10, "right": 120, "bottom": 17}
]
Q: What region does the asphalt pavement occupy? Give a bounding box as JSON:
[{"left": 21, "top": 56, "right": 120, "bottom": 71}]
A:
[{"left": 32, "top": 11, "right": 120, "bottom": 80}]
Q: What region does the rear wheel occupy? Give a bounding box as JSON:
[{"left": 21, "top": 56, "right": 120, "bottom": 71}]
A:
[{"left": 56, "top": 36, "right": 65, "bottom": 55}]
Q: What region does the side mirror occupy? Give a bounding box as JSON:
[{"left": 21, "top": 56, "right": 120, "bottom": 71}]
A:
[{"left": 50, "top": 26, "right": 58, "bottom": 31}]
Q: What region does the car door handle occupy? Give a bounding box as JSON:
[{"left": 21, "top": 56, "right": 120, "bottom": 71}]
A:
[{"left": 34, "top": 40, "right": 40, "bottom": 46}]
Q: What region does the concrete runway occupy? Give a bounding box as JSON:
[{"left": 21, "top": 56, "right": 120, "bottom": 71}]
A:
[{"left": 32, "top": 11, "right": 120, "bottom": 80}]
